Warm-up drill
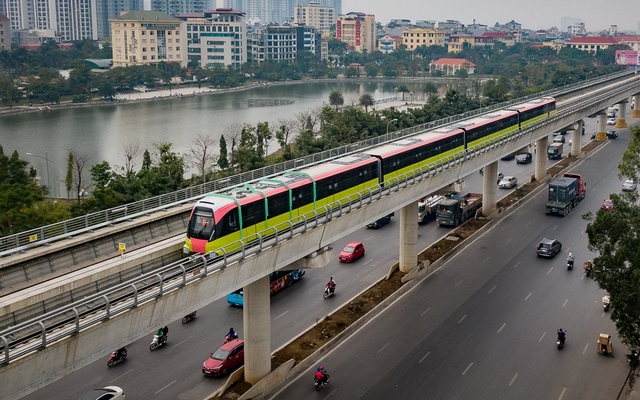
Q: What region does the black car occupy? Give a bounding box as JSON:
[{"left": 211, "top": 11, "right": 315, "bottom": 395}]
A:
[
  {"left": 537, "top": 238, "right": 562, "bottom": 258},
  {"left": 501, "top": 154, "right": 515, "bottom": 161},
  {"left": 515, "top": 153, "right": 532, "bottom": 164}
]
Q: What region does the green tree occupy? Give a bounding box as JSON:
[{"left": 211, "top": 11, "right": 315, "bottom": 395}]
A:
[
  {"left": 396, "top": 84, "right": 410, "bottom": 101},
  {"left": 65, "top": 152, "right": 73, "bottom": 198},
  {"left": 423, "top": 81, "right": 438, "bottom": 98},
  {"left": 584, "top": 126, "right": 640, "bottom": 350},
  {"left": 97, "top": 81, "right": 116, "bottom": 99},
  {"left": 345, "top": 67, "right": 358, "bottom": 78},
  {"left": 359, "top": 93, "right": 375, "bottom": 113},
  {"left": 217, "top": 135, "right": 229, "bottom": 170},
  {"left": 329, "top": 90, "right": 344, "bottom": 111}
]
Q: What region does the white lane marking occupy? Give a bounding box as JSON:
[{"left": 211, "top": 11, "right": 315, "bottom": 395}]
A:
[
  {"left": 506, "top": 238, "right": 512, "bottom": 243},
  {"left": 553, "top": 225, "right": 558, "bottom": 231},
  {"left": 539, "top": 332, "right": 547, "bottom": 342},
  {"left": 154, "top": 379, "right": 177, "bottom": 394},
  {"left": 462, "top": 362, "right": 474, "bottom": 375},
  {"left": 562, "top": 299, "right": 568, "bottom": 308},
  {"left": 274, "top": 310, "right": 289, "bottom": 320},
  {"left": 420, "top": 308, "right": 431, "bottom": 316},
  {"left": 583, "top": 343, "right": 589, "bottom": 354},
  {"left": 419, "top": 351, "right": 431, "bottom": 363},
  {"left": 488, "top": 285, "right": 497, "bottom": 293},
  {"left": 558, "top": 387, "right": 567, "bottom": 400},
  {"left": 514, "top": 261, "right": 521, "bottom": 269},
  {"left": 173, "top": 335, "right": 193, "bottom": 348},
  {"left": 548, "top": 267, "right": 554, "bottom": 274},
  {"left": 110, "top": 369, "right": 134, "bottom": 383},
  {"left": 483, "top": 257, "right": 490, "bottom": 264},
  {"left": 509, "top": 373, "right": 518, "bottom": 386},
  {"left": 377, "top": 343, "right": 390, "bottom": 354},
  {"left": 326, "top": 388, "right": 337, "bottom": 397},
  {"left": 455, "top": 280, "right": 463, "bottom": 287},
  {"left": 525, "top": 292, "right": 532, "bottom": 301},
  {"left": 364, "top": 259, "right": 373, "bottom": 266},
  {"left": 458, "top": 315, "right": 467, "bottom": 324},
  {"left": 366, "top": 235, "right": 375, "bottom": 241},
  {"left": 497, "top": 323, "right": 506, "bottom": 334}
]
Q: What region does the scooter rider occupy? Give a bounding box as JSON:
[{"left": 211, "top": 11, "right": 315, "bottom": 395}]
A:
[
  {"left": 156, "top": 326, "right": 168, "bottom": 340},
  {"left": 226, "top": 327, "right": 238, "bottom": 342},
  {"left": 315, "top": 366, "right": 328, "bottom": 384},
  {"left": 567, "top": 253, "right": 574, "bottom": 268},
  {"left": 557, "top": 329, "right": 566, "bottom": 344},
  {"left": 116, "top": 347, "right": 126, "bottom": 360},
  {"left": 326, "top": 277, "right": 336, "bottom": 294}
]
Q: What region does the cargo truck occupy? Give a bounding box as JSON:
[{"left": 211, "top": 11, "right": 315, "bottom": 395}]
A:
[
  {"left": 418, "top": 195, "right": 444, "bottom": 224},
  {"left": 545, "top": 177, "right": 578, "bottom": 216},
  {"left": 563, "top": 173, "right": 586, "bottom": 201},
  {"left": 547, "top": 142, "right": 563, "bottom": 159},
  {"left": 436, "top": 193, "right": 482, "bottom": 227}
]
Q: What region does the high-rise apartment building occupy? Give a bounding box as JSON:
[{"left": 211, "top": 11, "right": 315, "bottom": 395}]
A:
[
  {"left": 336, "top": 11, "right": 374, "bottom": 53},
  {"left": 0, "top": 13, "right": 10, "bottom": 49},
  {"left": 248, "top": 23, "right": 318, "bottom": 63},
  {"left": 110, "top": 10, "right": 186, "bottom": 67},
  {"left": 151, "top": 0, "right": 207, "bottom": 17},
  {"left": 295, "top": 2, "right": 334, "bottom": 32},
  {"left": 96, "top": 0, "right": 144, "bottom": 41},
  {"left": 179, "top": 8, "right": 246, "bottom": 68},
  {"left": 223, "top": 0, "right": 340, "bottom": 24}
]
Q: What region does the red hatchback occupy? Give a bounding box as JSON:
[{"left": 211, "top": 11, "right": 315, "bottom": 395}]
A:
[
  {"left": 601, "top": 199, "right": 614, "bottom": 211},
  {"left": 202, "top": 339, "right": 244, "bottom": 377},
  {"left": 339, "top": 241, "right": 365, "bottom": 263}
]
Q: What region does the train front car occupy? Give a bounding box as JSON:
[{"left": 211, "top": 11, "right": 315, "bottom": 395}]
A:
[{"left": 184, "top": 197, "right": 236, "bottom": 254}]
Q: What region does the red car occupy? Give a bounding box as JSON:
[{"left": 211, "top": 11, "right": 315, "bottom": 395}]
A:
[
  {"left": 601, "top": 199, "right": 614, "bottom": 211},
  {"left": 339, "top": 241, "right": 365, "bottom": 262},
  {"left": 202, "top": 339, "right": 244, "bottom": 377}
]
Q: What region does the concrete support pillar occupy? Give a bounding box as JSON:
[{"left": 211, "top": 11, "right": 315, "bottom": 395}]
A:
[
  {"left": 535, "top": 136, "right": 548, "bottom": 181},
  {"left": 616, "top": 102, "right": 628, "bottom": 128},
  {"left": 632, "top": 95, "right": 640, "bottom": 118},
  {"left": 596, "top": 113, "right": 608, "bottom": 141},
  {"left": 571, "top": 120, "right": 583, "bottom": 157},
  {"left": 243, "top": 276, "right": 271, "bottom": 385},
  {"left": 399, "top": 202, "right": 418, "bottom": 273},
  {"left": 481, "top": 161, "right": 498, "bottom": 217}
]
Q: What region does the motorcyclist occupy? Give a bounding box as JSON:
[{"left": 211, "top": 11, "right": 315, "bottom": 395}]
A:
[
  {"left": 603, "top": 292, "right": 611, "bottom": 306},
  {"left": 225, "top": 327, "right": 238, "bottom": 342},
  {"left": 116, "top": 347, "right": 126, "bottom": 360},
  {"left": 557, "top": 329, "right": 566, "bottom": 344},
  {"left": 567, "top": 253, "right": 574, "bottom": 267},
  {"left": 156, "top": 326, "right": 168, "bottom": 341},
  {"left": 584, "top": 259, "right": 593, "bottom": 277},
  {"left": 315, "top": 366, "right": 328, "bottom": 384},
  {"left": 326, "top": 277, "right": 336, "bottom": 294}
]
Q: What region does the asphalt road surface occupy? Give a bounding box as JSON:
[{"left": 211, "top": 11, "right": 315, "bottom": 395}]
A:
[
  {"left": 23, "top": 117, "right": 619, "bottom": 399},
  {"left": 273, "top": 120, "right": 636, "bottom": 399}
]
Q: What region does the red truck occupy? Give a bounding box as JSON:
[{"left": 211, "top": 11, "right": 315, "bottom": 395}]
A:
[{"left": 563, "top": 173, "right": 586, "bottom": 201}]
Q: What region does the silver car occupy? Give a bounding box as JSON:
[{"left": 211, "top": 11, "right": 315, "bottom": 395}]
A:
[
  {"left": 622, "top": 180, "right": 637, "bottom": 191},
  {"left": 499, "top": 176, "right": 517, "bottom": 189}
]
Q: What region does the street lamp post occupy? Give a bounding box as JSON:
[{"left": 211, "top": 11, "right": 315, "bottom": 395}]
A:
[
  {"left": 26, "top": 151, "right": 52, "bottom": 203},
  {"left": 386, "top": 118, "right": 398, "bottom": 135}
]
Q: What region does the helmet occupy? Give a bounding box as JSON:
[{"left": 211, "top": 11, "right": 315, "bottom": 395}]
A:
[
  {"left": 569, "top": 252, "right": 572, "bottom": 257},
  {"left": 230, "top": 327, "right": 234, "bottom": 331},
  {"left": 317, "top": 366, "right": 324, "bottom": 371}
]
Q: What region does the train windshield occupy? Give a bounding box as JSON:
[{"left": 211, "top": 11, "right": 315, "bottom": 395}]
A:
[{"left": 188, "top": 207, "right": 215, "bottom": 240}]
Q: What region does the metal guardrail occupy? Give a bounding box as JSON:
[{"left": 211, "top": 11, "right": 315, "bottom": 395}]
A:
[
  {"left": 0, "top": 70, "right": 634, "bottom": 259},
  {"left": 3, "top": 77, "right": 635, "bottom": 364}
]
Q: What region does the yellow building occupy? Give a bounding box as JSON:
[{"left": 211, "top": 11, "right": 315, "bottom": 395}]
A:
[
  {"left": 402, "top": 27, "right": 445, "bottom": 50},
  {"left": 337, "top": 12, "right": 375, "bottom": 53},
  {"left": 447, "top": 34, "right": 477, "bottom": 53},
  {"left": 110, "top": 11, "right": 186, "bottom": 68}
]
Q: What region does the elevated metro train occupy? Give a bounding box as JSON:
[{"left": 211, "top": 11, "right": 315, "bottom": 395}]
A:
[{"left": 185, "top": 97, "right": 556, "bottom": 254}]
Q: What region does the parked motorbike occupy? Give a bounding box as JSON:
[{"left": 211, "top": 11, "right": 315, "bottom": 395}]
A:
[
  {"left": 182, "top": 311, "right": 197, "bottom": 324},
  {"left": 107, "top": 348, "right": 127, "bottom": 367},
  {"left": 150, "top": 333, "right": 168, "bottom": 351},
  {"left": 557, "top": 329, "right": 566, "bottom": 349},
  {"left": 603, "top": 293, "right": 611, "bottom": 311},
  {"left": 323, "top": 285, "right": 335, "bottom": 299},
  {"left": 314, "top": 371, "right": 330, "bottom": 391},
  {"left": 627, "top": 350, "right": 639, "bottom": 369}
]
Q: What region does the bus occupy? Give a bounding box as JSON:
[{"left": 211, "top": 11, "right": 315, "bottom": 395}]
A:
[{"left": 227, "top": 269, "right": 306, "bottom": 307}]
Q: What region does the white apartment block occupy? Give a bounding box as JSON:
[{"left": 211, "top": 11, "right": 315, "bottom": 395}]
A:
[
  {"left": 110, "top": 10, "right": 186, "bottom": 67},
  {"left": 295, "top": 2, "right": 334, "bottom": 32},
  {"left": 179, "top": 8, "right": 246, "bottom": 68},
  {"left": 248, "top": 24, "right": 318, "bottom": 63}
]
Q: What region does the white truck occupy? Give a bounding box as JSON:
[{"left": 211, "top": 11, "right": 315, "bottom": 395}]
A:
[{"left": 418, "top": 195, "right": 444, "bottom": 224}]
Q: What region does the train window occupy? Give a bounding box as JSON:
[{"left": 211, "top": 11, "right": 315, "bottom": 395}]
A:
[
  {"left": 219, "top": 211, "right": 239, "bottom": 236},
  {"left": 188, "top": 208, "right": 215, "bottom": 240}
]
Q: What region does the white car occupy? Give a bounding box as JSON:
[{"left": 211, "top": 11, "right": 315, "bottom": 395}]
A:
[
  {"left": 622, "top": 180, "right": 637, "bottom": 191},
  {"left": 607, "top": 118, "right": 616, "bottom": 125},
  {"left": 78, "top": 386, "right": 125, "bottom": 400},
  {"left": 499, "top": 176, "right": 517, "bottom": 189}
]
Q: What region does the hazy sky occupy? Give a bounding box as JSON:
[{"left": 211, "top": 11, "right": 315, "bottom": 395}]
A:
[{"left": 343, "top": 0, "right": 640, "bottom": 32}]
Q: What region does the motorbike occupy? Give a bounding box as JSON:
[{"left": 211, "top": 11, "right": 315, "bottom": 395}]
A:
[
  {"left": 314, "top": 372, "right": 330, "bottom": 391},
  {"left": 224, "top": 332, "right": 239, "bottom": 344},
  {"left": 627, "top": 350, "right": 639, "bottom": 368},
  {"left": 603, "top": 294, "right": 611, "bottom": 311},
  {"left": 150, "top": 333, "right": 168, "bottom": 351},
  {"left": 107, "top": 348, "right": 127, "bottom": 367},
  {"left": 583, "top": 261, "right": 593, "bottom": 277},
  {"left": 557, "top": 330, "right": 566, "bottom": 349},
  {"left": 590, "top": 133, "right": 597, "bottom": 140},
  {"left": 323, "top": 285, "right": 335, "bottom": 299},
  {"left": 181, "top": 311, "right": 197, "bottom": 324},
  {"left": 567, "top": 258, "right": 574, "bottom": 270}
]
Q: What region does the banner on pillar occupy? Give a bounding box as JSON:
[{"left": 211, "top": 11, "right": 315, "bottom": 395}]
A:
[{"left": 615, "top": 50, "right": 638, "bottom": 66}]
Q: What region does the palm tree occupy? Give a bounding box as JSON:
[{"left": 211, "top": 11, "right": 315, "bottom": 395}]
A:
[
  {"left": 397, "top": 84, "right": 410, "bottom": 101},
  {"left": 423, "top": 81, "right": 438, "bottom": 98},
  {"left": 359, "top": 93, "right": 374, "bottom": 113},
  {"left": 329, "top": 90, "right": 344, "bottom": 111}
]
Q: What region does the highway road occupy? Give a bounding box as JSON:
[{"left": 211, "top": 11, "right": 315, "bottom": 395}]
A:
[
  {"left": 22, "top": 117, "right": 615, "bottom": 399},
  {"left": 273, "top": 119, "right": 636, "bottom": 399}
]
